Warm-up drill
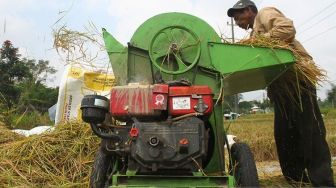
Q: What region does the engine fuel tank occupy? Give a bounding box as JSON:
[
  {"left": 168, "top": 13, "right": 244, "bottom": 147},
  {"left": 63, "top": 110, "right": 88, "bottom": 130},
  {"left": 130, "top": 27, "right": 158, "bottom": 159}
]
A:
[
  {"left": 169, "top": 85, "right": 213, "bottom": 116},
  {"left": 110, "top": 84, "right": 168, "bottom": 120}
]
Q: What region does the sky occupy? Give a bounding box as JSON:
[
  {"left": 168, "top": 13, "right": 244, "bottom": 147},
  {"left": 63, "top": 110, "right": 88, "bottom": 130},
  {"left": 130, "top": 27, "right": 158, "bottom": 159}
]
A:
[{"left": 0, "top": 0, "right": 335, "bottom": 101}]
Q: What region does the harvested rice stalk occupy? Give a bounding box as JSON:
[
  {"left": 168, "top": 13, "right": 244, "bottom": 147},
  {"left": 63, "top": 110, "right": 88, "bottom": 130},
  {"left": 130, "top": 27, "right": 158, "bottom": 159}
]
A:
[
  {"left": 239, "top": 36, "right": 326, "bottom": 107},
  {"left": 240, "top": 36, "right": 326, "bottom": 84},
  {"left": 0, "top": 121, "right": 99, "bottom": 187},
  {"left": 0, "top": 124, "right": 25, "bottom": 144},
  {"left": 52, "top": 25, "right": 107, "bottom": 69}
]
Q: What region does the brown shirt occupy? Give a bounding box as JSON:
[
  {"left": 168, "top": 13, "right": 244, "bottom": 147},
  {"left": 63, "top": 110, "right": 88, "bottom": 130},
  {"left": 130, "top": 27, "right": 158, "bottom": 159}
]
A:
[{"left": 251, "top": 7, "right": 312, "bottom": 59}]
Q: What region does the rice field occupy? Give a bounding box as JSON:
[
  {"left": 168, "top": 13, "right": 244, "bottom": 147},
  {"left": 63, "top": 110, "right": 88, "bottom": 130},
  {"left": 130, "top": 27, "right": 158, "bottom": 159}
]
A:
[
  {"left": 227, "top": 110, "right": 336, "bottom": 161},
  {"left": 228, "top": 110, "right": 336, "bottom": 187}
]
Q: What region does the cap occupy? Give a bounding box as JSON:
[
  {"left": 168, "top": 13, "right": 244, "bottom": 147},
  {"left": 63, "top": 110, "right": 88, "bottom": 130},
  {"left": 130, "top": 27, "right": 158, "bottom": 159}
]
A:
[{"left": 227, "top": 0, "right": 256, "bottom": 17}]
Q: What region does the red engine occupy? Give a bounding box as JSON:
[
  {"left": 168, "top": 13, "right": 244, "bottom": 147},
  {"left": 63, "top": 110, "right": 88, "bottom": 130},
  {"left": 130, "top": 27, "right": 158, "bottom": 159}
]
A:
[
  {"left": 110, "top": 84, "right": 213, "bottom": 120},
  {"left": 81, "top": 83, "right": 214, "bottom": 174}
]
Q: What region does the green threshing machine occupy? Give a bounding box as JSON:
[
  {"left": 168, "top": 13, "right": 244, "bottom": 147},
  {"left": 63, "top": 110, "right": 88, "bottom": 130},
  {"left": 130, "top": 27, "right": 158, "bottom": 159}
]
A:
[{"left": 80, "top": 12, "right": 295, "bottom": 187}]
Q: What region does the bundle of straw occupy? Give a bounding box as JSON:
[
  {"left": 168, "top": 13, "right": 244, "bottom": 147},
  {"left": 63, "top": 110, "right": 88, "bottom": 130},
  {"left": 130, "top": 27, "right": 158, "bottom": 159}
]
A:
[
  {"left": 0, "top": 121, "right": 99, "bottom": 187},
  {"left": 239, "top": 36, "right": 326, "bottom": 107}
]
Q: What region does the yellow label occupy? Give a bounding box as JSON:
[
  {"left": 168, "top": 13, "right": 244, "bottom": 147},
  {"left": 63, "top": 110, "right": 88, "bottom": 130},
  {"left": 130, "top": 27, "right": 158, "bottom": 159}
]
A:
[
  {"left": 68, "top": 67, "right": 83, "bottom": 79},
  {"left": 84, "top": 72, "right": 116, "bottom": 91}
]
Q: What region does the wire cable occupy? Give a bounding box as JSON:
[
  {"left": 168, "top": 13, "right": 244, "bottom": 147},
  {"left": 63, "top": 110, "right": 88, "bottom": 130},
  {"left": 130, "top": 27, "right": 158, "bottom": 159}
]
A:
[
  {"left": 298, "top": 9, "right": 336, "bottom": 35},
  {"left": 296, "top": 1, "right": 336, "bottom": 29},
  {"left": 302, "top": 25, "right": 336, "bottom": 43}
]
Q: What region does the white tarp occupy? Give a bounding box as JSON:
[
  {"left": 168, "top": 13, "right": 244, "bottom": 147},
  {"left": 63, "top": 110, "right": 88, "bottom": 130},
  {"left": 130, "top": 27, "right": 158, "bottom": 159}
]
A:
[{"left": 12, "top": 126, "right": 55, "bottom": 137}]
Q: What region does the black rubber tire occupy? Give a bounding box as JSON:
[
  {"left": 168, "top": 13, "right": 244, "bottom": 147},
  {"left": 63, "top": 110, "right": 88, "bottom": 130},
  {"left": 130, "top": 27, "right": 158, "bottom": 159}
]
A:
[
  {"left": 229, "top": 142, "right": 259, "bottom": 187},
  {"left": 90, "top": 143, "right": 114, "bottom": 188}
]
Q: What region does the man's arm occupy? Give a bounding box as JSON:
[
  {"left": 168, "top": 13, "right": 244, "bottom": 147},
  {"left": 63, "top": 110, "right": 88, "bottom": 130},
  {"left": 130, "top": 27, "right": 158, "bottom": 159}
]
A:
[{"left": 258, "top": 8, "right": 296, "bottom": 42}]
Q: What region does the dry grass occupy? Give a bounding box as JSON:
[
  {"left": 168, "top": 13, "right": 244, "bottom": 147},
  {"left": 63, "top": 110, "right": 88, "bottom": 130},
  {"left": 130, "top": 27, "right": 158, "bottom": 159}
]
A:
[
  {"left": 0, "top": 124, "right": 25, "bottom": 145},
  {"left": 227, "top": 113, "right": 277, "bottom": 161},
  {"left": 0, "top": 121, "right": 99, "bottom": 187},
  {"left": 52, "top": 25, "right": 111, "bottom": 74},
  {"left": 239, "top": 36, "right": 326, "bottom": 85},
  {"left": 324, "top": 110, "right": 336, "bottom": 155},
  {"left": 228, "top": 111, "right": 336, "bottom": 187},
  {"left": 228, "top": 111, "right": 336, "bottom": 161}
]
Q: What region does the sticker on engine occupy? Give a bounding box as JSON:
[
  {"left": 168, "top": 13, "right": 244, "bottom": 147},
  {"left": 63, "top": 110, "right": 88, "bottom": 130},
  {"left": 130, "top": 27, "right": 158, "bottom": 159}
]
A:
[
  {"left": 155, "top": 94, "right": 165, "bottom": 105},
  {"left": 172, "top": 97, "right": 190, "bottom": 110},
  {"left": 94, "top": 99, "right": 108, "bottom": 108}
]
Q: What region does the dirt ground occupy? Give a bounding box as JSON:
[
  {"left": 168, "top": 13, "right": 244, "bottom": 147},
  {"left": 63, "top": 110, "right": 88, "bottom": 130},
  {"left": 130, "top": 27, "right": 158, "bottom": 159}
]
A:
[{"left": 257, "top": 158, "right": 336, "bottom": 187}]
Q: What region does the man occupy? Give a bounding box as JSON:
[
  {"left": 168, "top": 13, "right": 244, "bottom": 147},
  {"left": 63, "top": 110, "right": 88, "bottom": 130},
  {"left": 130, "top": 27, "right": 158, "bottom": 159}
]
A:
[{"left": 227, "top": 0, "right": 334, "bottom": 187}]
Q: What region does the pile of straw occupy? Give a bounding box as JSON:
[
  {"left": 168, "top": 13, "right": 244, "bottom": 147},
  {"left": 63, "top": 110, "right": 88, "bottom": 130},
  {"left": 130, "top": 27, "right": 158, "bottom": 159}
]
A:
[
  {"left": 0, "top": 124, "right": 24, "bottom": 145},
  {"left": 0, "top": 121, "right": 99, "bottom": 187},
  {"left": 239, "top": 36, "right": 326, "bottom": 107}
]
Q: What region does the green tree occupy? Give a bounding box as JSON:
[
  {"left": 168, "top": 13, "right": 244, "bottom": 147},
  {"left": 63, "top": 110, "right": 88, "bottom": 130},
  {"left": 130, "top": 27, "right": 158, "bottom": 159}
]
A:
[
  {"left": 238, "top": 101, "right": 253, "bottom": 113},
  {"left": 19, "top": 59, "right": 58, "bottom": 112},
  {"left": 326, "top": 84, "right": 336, "bottom": 108},
  {"left": 24, "top": 58, "right": 57, "bottom": 84},
  {"left": 0, "top": 40, "right": 32, "bottom": 108},
  {"left": 18, "top": 82, "right": 58, "bottom": 113},
  {"left": 224, "top": 94, "right": 243, "bottom": 112},
  {"left": 0, "top": 40, "right": 58, "bottom": 112},
  {"left": 259, "top": 98, "right": 271, "bottom": 110}
]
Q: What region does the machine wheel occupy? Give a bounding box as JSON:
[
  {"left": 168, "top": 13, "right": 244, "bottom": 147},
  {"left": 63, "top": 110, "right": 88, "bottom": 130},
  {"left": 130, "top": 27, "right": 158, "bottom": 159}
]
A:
[
  {"left": 90, "top": 142, "right": 115, "bottom": 188},
  {"left": 229, "top": 142, "right": 259, "bottom": 187},
  {"left": 149, "top": 25, "right": 201, "bottom": 75}
]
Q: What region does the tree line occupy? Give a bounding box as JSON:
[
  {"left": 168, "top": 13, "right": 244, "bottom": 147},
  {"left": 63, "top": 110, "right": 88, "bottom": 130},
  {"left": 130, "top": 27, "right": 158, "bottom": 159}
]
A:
[
  {"left": 224, "top": 85, "right": 336, "bottom": 114},
  {"left": 0, "top": 40, "right": 58, "bottom": 114}
]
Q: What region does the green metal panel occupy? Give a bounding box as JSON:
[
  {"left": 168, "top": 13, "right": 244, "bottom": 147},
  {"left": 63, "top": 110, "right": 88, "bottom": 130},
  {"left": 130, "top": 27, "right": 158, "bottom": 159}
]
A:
[
  {"left": 129, "top": 12, "right": 220, "bottom": 93},
  {"left": 193, "top": 68, "right": 222, "bottom": 98},
  {"left": 110, "top": 174, "right": 231, "bottom": 188},
  {"left": 103, "top": 29, "right": 128, "bottom": 85},
  {"left": 126, "top": 12, "right": 225, "bottom": 98},
  {"left": 204, "top": 104, "right": 226, "bottom": 173},
  {"left": 130, "top": 12, "right": 221, "bottom": 69},
  {"left": 127, "top": 46, "right": 153, "bottom": 84},
  {"left": 208, "top": 42, "right": 295, "bottom": 95},
  {"left": 227, "top": 175, "right": 235, "bottom": 188}
]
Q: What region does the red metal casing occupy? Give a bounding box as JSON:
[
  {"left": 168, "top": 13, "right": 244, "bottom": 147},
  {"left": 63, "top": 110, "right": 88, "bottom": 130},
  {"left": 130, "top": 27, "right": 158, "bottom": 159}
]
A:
[
  {"left": 110, "top": 84, "right": 168, "bottom": 120},
  {"left": 168, "top": 86, "right": 213, "bottom": 116}
]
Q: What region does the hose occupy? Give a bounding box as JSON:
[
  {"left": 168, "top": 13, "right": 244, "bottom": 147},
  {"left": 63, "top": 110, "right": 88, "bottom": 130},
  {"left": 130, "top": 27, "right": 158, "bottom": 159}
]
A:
[
  {"left": 90, "top": 123, "right": 121, "bottom": 141},
  {"left": 172, "top": 112, "right": 203, "bottom": 121}
]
